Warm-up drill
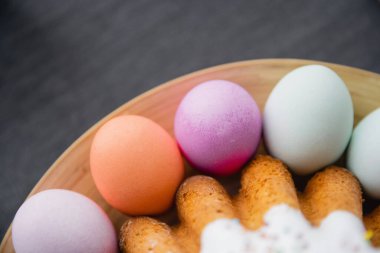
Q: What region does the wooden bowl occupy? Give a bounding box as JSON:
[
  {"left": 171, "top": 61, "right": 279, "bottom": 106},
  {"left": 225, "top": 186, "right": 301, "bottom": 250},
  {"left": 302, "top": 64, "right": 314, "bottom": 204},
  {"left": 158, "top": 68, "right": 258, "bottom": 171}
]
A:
[{"left": 1, "top": 59, "right": 380, "bottom": 252}]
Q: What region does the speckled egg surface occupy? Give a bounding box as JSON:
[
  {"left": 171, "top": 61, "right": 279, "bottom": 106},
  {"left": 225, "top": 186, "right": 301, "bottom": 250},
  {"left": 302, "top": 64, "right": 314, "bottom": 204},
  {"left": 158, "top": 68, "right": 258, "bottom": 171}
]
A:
[
  {"left": 174, "top": 80, "right": 262, "bottom": 176},
  {"left": 12, "top": 189, "right": 118, "bottom": 253},
  {"left": 264, "top": 65, "right": 354, "bottom": 175}
]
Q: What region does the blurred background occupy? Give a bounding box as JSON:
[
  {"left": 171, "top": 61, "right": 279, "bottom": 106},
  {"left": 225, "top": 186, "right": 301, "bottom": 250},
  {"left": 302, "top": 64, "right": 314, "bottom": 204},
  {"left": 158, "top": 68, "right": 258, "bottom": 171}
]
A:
[{"left": 1, "top": 0, "right": 380, "bottom": 239}]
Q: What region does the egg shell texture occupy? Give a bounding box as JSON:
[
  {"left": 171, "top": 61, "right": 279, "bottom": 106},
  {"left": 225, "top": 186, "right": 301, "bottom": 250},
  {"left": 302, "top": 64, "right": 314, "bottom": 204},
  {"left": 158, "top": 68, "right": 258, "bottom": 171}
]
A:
[
  {"left": 174, "top": 80, "right": 262, "bottom": 176},
  {"left": 264, "top": 65, "right": 354, "bottom": 174},
  {"left": 348, "top": 108, "right": 380, "bottom": 198},
  {"left": 90, "top": 115, "right": 184, "bottom": 215},
  {"left": 12, "top": 189, "right": 117, "bottom": 253}
]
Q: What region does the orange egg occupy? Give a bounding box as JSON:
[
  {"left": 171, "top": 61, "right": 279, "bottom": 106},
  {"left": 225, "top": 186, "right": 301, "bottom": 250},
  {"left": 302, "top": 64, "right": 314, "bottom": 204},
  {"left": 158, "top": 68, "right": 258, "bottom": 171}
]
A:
[{"left": 90, "top": 115, "right": 184, "bottom": 215}]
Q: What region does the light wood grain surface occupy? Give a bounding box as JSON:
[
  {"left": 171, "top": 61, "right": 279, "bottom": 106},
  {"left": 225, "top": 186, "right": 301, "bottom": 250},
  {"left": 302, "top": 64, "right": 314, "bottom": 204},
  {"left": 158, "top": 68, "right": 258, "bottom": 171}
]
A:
[{"left": 1, "top": 59, "right": 380, "bottom": 252}]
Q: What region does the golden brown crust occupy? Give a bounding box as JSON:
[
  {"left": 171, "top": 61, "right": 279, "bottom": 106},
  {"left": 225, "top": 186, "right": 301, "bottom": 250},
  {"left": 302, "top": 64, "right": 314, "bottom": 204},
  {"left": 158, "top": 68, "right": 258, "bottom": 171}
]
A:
[
  {"left": 300, "top": 166, "right": 362, "bottom": 225},
  {"left": 176, "top": 175, "right": 236, "bottom": 236},
  {"left": 173, "top": 225, "right": 199, "bottom": 253},
  {"left": 365, "top": 206, "right": 380, "bottom": 247},
  {"left": 235, "top": 155, "right": 299, "bottom": 229},
  {"left": 119, "top": 155, "right": 380, "bottom": 252},
  {"left": 119, "top": 217, "right": 183, "bottom": 253}
]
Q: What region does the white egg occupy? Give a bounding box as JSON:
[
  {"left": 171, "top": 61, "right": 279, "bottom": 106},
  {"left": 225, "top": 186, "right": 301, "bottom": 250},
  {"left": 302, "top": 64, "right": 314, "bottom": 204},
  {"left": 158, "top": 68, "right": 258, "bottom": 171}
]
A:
[
  {"left": 347, "top": 108, "right": 380, "bottom": 198},
  {"left": 264, "top": 65, "right": 354, "bottom": 174}
]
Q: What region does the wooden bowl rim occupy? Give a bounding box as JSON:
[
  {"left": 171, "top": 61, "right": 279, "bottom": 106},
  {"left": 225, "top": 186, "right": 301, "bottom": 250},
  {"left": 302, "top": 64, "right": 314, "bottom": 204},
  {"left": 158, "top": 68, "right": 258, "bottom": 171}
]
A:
[{"left": 2, "top": 58, "right": 380, "bottom": 250}]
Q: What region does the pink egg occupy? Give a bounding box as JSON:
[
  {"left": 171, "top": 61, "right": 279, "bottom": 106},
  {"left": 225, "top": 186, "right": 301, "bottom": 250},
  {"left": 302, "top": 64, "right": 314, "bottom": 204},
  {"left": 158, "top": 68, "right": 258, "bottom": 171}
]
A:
[
  {"left": 174, "top": 80, "right": 262, "bottom": 176},
  {"left": 12, "top": 189, "right": 118, "bottom": 253}
]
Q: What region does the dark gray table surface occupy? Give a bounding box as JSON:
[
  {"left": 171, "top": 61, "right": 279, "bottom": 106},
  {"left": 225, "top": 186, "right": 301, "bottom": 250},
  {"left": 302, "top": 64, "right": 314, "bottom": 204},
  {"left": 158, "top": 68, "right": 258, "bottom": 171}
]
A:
[{"left": 1, "top": 0, "right": 380, "bottom": 239}]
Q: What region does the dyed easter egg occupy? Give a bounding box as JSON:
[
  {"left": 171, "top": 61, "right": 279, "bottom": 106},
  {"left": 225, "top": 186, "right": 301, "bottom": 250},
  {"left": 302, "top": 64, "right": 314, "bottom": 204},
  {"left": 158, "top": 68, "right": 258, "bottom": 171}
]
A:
[
  {"left": 174, "top": 80, "right": 262, "bottom": 176},
  {"left": 264, "top": 65, "right": 354, "bottom": 174},
  {"left": 90, "top": 115, "right": 184, "bottom": 215},
  {"left": 12, "top": 189, "right": 117, "bottom": 253},
  {"left": 348, "top": 108, "right": 380, "bottom": 198}
]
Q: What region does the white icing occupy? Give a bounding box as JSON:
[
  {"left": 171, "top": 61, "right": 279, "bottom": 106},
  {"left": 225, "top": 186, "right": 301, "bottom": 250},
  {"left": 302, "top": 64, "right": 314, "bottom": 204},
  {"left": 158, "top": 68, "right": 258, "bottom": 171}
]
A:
[{"left": 200, "top": 204, "right": 379, "bottom": 253}]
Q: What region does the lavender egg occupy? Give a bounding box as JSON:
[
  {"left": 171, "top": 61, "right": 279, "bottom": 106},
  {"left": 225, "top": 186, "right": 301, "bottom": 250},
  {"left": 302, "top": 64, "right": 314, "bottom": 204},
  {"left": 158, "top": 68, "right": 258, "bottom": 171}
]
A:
[
  {"left": 12, "top": 189, "right": 118, "bottom": 253},
  {"left": 174, "top": 80, "right": 262, "bottom": 176}
]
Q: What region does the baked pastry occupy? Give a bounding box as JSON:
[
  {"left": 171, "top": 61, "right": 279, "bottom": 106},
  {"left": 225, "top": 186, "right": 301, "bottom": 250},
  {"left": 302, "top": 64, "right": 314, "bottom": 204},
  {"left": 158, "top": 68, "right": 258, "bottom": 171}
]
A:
[{"left": 119, "top": 155, "right": 380, "bottom": 253}]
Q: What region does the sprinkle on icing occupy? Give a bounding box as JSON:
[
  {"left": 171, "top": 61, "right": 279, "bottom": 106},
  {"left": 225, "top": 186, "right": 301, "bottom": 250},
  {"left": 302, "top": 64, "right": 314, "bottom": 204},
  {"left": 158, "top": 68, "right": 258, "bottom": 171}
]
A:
[{"left": 366, "top": 230, "right": 375, "bottom": 241}]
